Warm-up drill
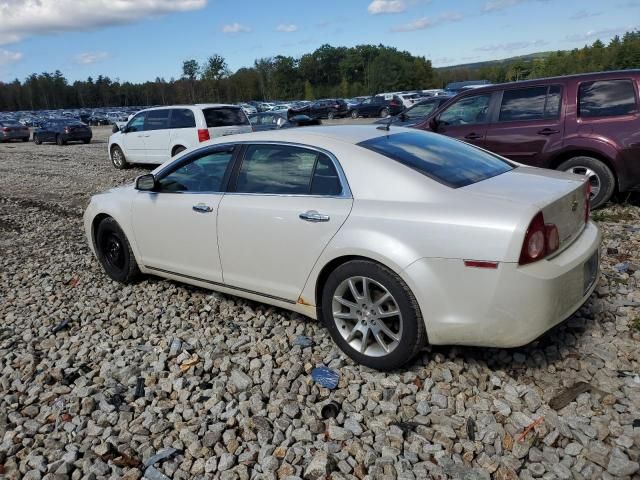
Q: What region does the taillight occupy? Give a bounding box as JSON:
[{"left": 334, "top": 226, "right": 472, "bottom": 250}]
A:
[
  {"left": 197, "top": 129, "right": 210, "bottom": 142},
  {"left": 519, "top": 212, "right": 559, "bottom": 265},
  {"left": 64, "top": 127, "right": 70, "bottom": 133},
  {"left": 584, "top": 182, "right": 591, "bottom": 223},
  {"left": 1, "top": 127, "right": 9, "bottom": 132}
]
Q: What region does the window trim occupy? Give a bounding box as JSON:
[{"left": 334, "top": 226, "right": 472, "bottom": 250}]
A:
[
  {"left": 495, "top": 84, "right": 564, "bottom": 123},
  {"left": 577, "top": 77, "right": 639, "bottom": 119},
  {"left": 227, "top": 141, "right": 352, "bottom": 199}
]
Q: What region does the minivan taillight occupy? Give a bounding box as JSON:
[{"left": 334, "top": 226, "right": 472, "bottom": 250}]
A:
[
  {"left": 584, "top": 182, "right": 591, "bottom": 223},
  {"left": 519, "top": 212, "right": 559, "bottom": 265},
  {"left": 197, "top": 128, "right": 210, "bottom": 142}
]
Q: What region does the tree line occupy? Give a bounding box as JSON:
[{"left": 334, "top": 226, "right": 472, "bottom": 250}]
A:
[{"left": 0, "top": 31, "right": 639, "bottom": 112}]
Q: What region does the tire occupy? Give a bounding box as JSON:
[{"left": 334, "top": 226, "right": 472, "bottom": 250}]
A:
[
  {"left": 557, "top": 156, "right": 615, "bottom": 209},
  {"left": 111, "top": 145, "right": 128, "bottom": 169},
  {"left": 33, "top": 134, "right": 41, "bottom": 145},
  {"left": 83, "top": 138, "right": 91, "bottom": 144},
  {"left": 327, "top": 111, "right": 335, "bottom": 120},
  {"left": 22, "top": 137, "right": 29, "bottom": 142},
  {"left": 320, "top": 260, "right": 426, "bottom": 370},
  {"left": 172, "top": 145, "right": 186, "bottom": 157},
  {"left": 56, "top": 134, "right": 65, "bottom": 146},
  {"left": 351, "top": 110, "right": 358, "bottom": 119},
  {"left": 95, "top": 217, "right": 140, "bottom": 283},
  {"left": 380, "top": 108, "right": 390, "bottom": 118}
]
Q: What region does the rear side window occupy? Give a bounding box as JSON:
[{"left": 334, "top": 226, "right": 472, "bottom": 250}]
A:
[
  {"left": 235, "top": 145, "right": 342, "bottom": 195},
  {"left": 144, "top": 110, "right": 170, "bottom": 131},
  {"left": 170, "top": 109, "right": 196, "bottom": 129},
  {"left": 203, "top": 107, "right": 249, "bottom": 127},
  {"left": 579, "top": 80, "right": 637, "bottom": 117},
  {"left": 359, "top": 131, "right": 513, "bottom": 188},
  {"left": 499, "top": 85, "right": 562, "bottom": 121}
]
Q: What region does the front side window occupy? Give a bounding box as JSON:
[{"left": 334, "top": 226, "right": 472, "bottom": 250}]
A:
[
  {"left": 438, "top": 94, "right": 492, "bottom": 126},
  {"left": 578, "top": 79, "right": 637, "bottom": 117},
  {"left": 359, "top": 131, "right": 513, "bottom": 188},
  {"left": 144, "top": 110, "right": 170, "bottom": 131},
  {"left": 170, "top": 109, "right": 196, "bottom": 129},
  {"left": 202, "top": 107, "right": 249, "bottom": 127},
  {"left": 406, "top": 100, "right": 441, "bottom": 119},
  {"left": 126, "top": 113, "right": 146, "bottom": 132},
  {"left": 235, "top": 145, "right": 342, "bottom": 195},
  {"left": 157, "top": 149, "right": 234, "bottom": 193}
]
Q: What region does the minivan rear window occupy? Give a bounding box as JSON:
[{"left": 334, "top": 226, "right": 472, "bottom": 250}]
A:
[
  {"left": 578, "top": 79, "right": 637, "bottom": 117},
  {"left": 203, "top": 107, "right": 249, "bottom": 127},
  {"left": 359, "top": 131, "right": 513, "bottom": 188}
]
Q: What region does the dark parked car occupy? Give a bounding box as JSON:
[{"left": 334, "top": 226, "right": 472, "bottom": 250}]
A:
[
  {"left": 248, "top": 113, "right": 321, "bottom": 131},
  {"left": 0, "top": 120, "right": 30, "bottom": 142},
  {"left": 417, "top": 70, "right": 640, "bottom": 208},
  {"left": 33, "top": 119, "right": 92, "bottom": 145},
  {"left": 288, "top": 99, "right": 349, "bottom": 120},
  {"left": 350, "top": 95, "right": 404, "bottom": 119},
  {"left": 87, "top": 114, "right": 110, "bottom": 126},
  {"left": 374, "top": 95, "right": 453, "bottom": 127}
]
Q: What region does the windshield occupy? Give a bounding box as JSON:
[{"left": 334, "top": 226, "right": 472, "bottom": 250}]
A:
[{"left": 358, "top": 131, "right": 513, "bottom": 188}]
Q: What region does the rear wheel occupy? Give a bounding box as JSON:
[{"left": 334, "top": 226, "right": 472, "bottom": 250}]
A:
[
  {"left": 33, "top": 134, "right": 41, "bottom": 145},
  {"left": 83, "top": 138, "right": 91, "bottom": 144},
  {"left": 56, "top": 134, "right": 65, "bottom": 146},
  {"left": 96, "top": 217, "right": 140, "bottom": 283},
  {"left": 327, "top": 111, "right": 335, "bottom": 120},
  {"left": 172, "top": 145, "right": 186, "bottom": 157},
  {"left": 380, "top": 108, "right": 390, "bottom": 118},
  {"left": 351, "top": 110, "right": 358, "bottom": 119},
  {"left": 557, "top": 156, "right": 615, "bottom": 209},
  {"left": 111, "top": 145, "right": 128, "bottom": 169},
  {"left": 320, "top": 260, "right": 426, "bottom": 370}
]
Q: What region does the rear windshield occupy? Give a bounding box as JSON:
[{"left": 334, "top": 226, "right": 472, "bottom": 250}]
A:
[
  {"left": 358, "top": 131, "right": 513, "bottom": 188},
  {"left": 203, "top": 107, "right": 249, "bottom": 127}
]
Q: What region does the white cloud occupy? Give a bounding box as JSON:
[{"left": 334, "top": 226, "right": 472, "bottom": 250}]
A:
[
  {"left": 569, "top": 9, "right": 602, "bottom": 20},
  {"left": 276, "top": 24, "right": 298, "bottom": 32},
  {"left": 392, "top": 11, "right": 463, "bottom": 32},
  {"left": 0, "top": 0, "right": 207, "bottom": 45},
  {"left": 368, "top": 0, "right": 406, "bottom": 15},
  {"left": 565, "top": 26, "right": 637, "bottom": 42},
  {"left": 74, "top": 51, "right": 110, "bottom": 65},
  {"left": 481, "top": 0, "right": 522, "bottom": 12},
  {"left": 0, "top": 48, "right": 22, "bottom": 66},
  {"left": 221, "top": 22, "right": 251, "bottom": 33}
]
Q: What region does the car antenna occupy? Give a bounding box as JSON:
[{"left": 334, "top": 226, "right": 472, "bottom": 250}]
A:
[{"left": 376, "top": 115, "right": 393, "bottom": 132}]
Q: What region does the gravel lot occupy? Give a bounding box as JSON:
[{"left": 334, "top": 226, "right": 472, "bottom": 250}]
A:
[{"left": 1, "top": 125, "right": 639, "bottom": 480}]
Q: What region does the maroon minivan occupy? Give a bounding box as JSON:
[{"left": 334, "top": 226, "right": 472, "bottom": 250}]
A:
[{"left": 416, "top": 70, "right": 640, "bottom": 207}]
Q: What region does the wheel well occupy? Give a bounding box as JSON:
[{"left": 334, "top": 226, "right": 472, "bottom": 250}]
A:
[
  {"left": 314, "top": 255, "right": 389, "bottom": 308},
  {"left": 172, "top": 145, "right": 186, "bottom": 156},
  {"left": 550, "top": 150, "right": 618, "bottom": 188},
  {"left": 110, "top": 143, "right": 121, "bottom": 155},
  {"left": 91, "top": 214, "right": 111, "bottom": 251}
]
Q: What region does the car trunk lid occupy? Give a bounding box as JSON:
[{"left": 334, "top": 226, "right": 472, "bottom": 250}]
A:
[{"left": 464, "top": 166, "right": 588, "bottom": 251}]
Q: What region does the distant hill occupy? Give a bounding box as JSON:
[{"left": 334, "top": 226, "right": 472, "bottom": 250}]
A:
[{"left": 437, "top": 51, "right": 556, "bottom": 71}]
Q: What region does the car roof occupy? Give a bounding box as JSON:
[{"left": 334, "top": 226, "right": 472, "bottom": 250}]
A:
[
  {"left": 140, "top": 104, "right": 241, "bottom": 112},
  {"left": 205, "top": 125, "right": 411, "bottom": 147}
]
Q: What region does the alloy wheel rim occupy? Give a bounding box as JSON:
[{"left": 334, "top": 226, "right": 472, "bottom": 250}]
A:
[
  {"left": 332, "top": 276, "right": 403, "bottom": 357},
  {"left": 103, "top": 234, "right": 125, "bottom": 270},
  {"left": 112, "top": 149, "right": 123, "bottom": 167},
  {"left": 565, "top": 166, "right": 600, "bottom": 199}
]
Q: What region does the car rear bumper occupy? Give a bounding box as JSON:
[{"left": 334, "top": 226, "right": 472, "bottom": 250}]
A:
[
  {"left": 1, "top": 131, "right": 29, "bottom": 140},
  {"left": 401, "top": 221, "right": 601, "bottom": 347}
]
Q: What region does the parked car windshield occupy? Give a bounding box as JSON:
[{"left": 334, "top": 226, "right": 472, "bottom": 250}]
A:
[
  {"left": 203, "top": 107, "right": 250, "bottom": 127},
  {"left": 358, "top": 131, "right": 513, "bottom": 188}
]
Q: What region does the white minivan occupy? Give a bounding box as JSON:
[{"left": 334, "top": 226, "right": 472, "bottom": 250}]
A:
[{"left": 108, "top": 104, "right": 252, "bottom": 168}]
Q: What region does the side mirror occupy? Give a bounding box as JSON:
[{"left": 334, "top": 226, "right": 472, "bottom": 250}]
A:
[
  {"left": 112, "top": 124, "right": 120, "bottom": 133},
  {"left": 135, "top": 174, "right": 156, "bottom": 191},
  {"left": 428, "top": 117, "right": 440, "bottom": 131}
]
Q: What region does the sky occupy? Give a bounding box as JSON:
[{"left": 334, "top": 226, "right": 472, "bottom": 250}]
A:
[{"left": 0, "top": 0, "right": 638, "bottom": 83}]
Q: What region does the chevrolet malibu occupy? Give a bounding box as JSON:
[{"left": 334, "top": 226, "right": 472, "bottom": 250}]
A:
[{"left": 84, "top": 126, "right": 600, "bottom": 370}]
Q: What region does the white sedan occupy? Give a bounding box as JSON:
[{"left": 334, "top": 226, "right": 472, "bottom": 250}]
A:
[{"left": 84, "top": 126, "right": 600, "bottom": 370}]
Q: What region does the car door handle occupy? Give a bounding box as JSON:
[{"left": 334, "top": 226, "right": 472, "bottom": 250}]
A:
[
  {"left": 299, "top": 210, "right": 330, "bottom": 222},
  {"left": 192, "top": 203, "right": 213, "bottom": 213},
  {"left": 537, "top": 128, "right": 560, "bottom": 135},
  {"left": 464, "top": 133, "right": 482, "bottom": 140}
]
